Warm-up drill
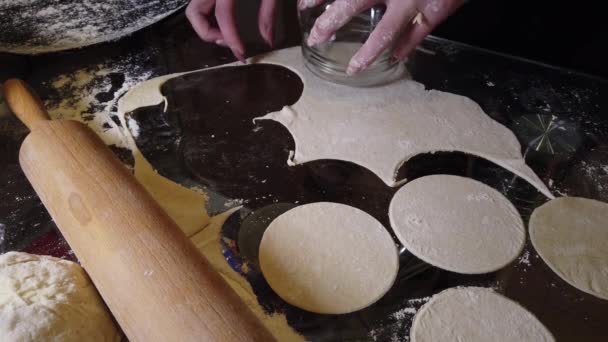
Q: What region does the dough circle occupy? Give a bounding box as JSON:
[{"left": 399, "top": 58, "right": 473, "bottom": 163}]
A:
[
  {"left": 411, "top": 287, "right": 554, "bottom": 342},
  {"left": 0, "top": 252, "right": 120, "bottom": 341},
  {"left": 259, "top": 202, "right": 399, "bottom": 314},
  {"left": 389, "top": 175, "right": 525, "bottom": 274},
  {"left": 530, "top": 197, "right": 608, "bottom": 300}
]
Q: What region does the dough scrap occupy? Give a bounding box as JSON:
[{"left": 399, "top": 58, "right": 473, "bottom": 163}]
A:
[
  {"left": 0, "top": 252, "right": 120, "bottom": 342},
  {"left": 411, "top": 287, "right": 554, "bottom": 342},
  {"left": 118, "top": 47, "right": 552, "bottom": 198},
  {"left": 389, "top": 175, "right": 525, "bottom": 274},
  {"left": 530, "top": 197, "right": 608, "bottom": 300},
  {"left": 132, "top": 152, "right": 209, "bottom": 237},
  {"left": 253, "top": 48, "right": 553, "bottom": 199},
  {"left": 116, "top": 94, "right": 210, "bottom": 238},
  {"left": 259, "top": 202, "right": 399, "bottom": 314}
]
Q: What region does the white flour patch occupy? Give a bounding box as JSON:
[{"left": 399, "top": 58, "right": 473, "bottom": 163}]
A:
[
  {"left": 0, "top": 224, "right": 5, "bottom": 252},
  {"left": 44, "top": 53, "right": 154, "bottom": 150},
  {"left": 223, "top": 198, "right": 245, "bottom": 208},
  {"left": 518, "top": 250, "right": 531, "bottom": 266},
  {"left": 392, "top": 307, "right": 418, "bottom": 320},
  {"left": 580, "top": 160, "right": 608, "bottom": 195},
  {"left": 368, "top": 296, "right": 431, "bottom": 342}
]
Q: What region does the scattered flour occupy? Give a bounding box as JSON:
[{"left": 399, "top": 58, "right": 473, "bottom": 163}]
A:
[
  {"left": 392, "top": 307, "right": 418, "bottom": 320},
  {"left": 224, "top": 198, "right": 245, "bottom": 208},
  {"left": 368, "top": 296, "right": 431, "bottom": 342},
  {"left": 45, "top": 56, "right": 153, "bottom": 149},
  {"left": 0, "top": 224, "right": 5, "bottom": 253},
  {"left": 0, "top": 0, "right": 187, "bottom": 54},
  {"left": 518, "top": 250, "right": 531, "bottom": 266}
]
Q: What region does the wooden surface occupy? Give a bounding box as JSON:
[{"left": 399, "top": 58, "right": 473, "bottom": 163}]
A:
[{"left": 6, "top": 80, "right": 274, "bottom": 342}]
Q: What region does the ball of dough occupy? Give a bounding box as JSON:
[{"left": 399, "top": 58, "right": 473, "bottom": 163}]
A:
[
  {"left": 0, "top": 252, "right": 120, "bottom": 342},
  {"left": 530, "top": 197, "right": 608, "bottom": 300},
  {"left": 389, "top": 175, "right": 525, "bottom": 274},
  {"left": 411, "top": 287, "right": 554, "bottom": 342},
  {"left": 259, "top": 202, "right": 399, "bottom": 314}
]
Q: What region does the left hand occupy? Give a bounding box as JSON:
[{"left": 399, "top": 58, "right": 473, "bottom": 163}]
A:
[
  {"left": 186, "top": 0, "right": 277, "bottom": 62},
  {"left": 301, "top": 0, "right": 464, "bottom": 75}
]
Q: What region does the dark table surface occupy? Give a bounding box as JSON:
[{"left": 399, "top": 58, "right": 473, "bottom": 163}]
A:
[{"left": 1, "top": 3, "right": 607, "bottom": 341}]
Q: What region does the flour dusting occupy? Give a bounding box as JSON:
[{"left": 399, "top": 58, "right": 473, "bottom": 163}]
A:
[
  {"left": 44, "top": 53, "right": 154, "bottom": 150},
  {"left": 368, "top": 296, "right": 431, "bottom": 342},
  {"left": 0, "top": 0, "right": 186, "bottom": 54},
  {"left": 518, "top": 250, "right": 531, "bottom": 266}
]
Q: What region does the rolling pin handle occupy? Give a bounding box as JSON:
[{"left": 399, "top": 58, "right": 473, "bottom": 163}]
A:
[{"left": 2, "top": 79, "right": 51, "bottom": 130}]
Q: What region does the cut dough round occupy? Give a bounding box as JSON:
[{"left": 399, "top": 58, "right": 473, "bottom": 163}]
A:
[
  {"left": 0, "top": 252, "right": 120, "bottom": 341},
  {"left": 411, "top": 287, "right": 554, "bottom": 342},
  {"left": 530, "top": 197, "right": 608, "bottom": 300},
  {"left": 259, "top": 202, "right": 399, "bottom": 314},
  {"left": 389, "top": 175, "right": 525, "bottom": 274}
]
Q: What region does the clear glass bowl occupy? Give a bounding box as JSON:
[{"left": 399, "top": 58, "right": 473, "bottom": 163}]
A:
[{"left": 298, "top": 2, "right": 404, "bottom": 87}]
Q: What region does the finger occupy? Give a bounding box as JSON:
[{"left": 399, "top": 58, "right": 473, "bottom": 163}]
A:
[
  {"left": 307, "top": 0, "right": 377, "bottom": 47},
  {"left": 298, "top": 0, "right": 326, "bottom": 10},
  {"left": 347, "top": 1, "right": 417, "bottom": 75},
  {"left": 419, "top": 0, "right": 463, "bottom": 24},
  {"left": 258, "top": 0, "right": 277, "bottom": 47},
  {"left": 185, "top": 0, "right": 223, "bottom": 43},
  {"left": 393, "top": 0, "right": 464, "bottom": 61},
  {"left": 215, "top": 0, "right": 246, "bottom": 62},
  {"left": 391, "top": 17, "right": 433, "bottom": 61}
]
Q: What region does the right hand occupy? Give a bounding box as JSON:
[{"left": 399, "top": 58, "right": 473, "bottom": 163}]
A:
[
  {"left": 186, "top": 0, "right": 277, "bottom": 62},
  {"left": 301, "top": 0, "right": 463, "bottom": 74}
]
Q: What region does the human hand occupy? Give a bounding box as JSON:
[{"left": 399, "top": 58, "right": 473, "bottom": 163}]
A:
[
  {"left": 186, "top": 0, "right": 277, "bottom": 62},
  {"left": 301, "top": 0, "right": 463, "bottom": 75}
]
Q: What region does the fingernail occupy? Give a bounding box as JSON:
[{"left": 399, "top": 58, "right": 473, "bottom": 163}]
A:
[
  {"left": 216, "top": 39, "right": 225, "bottom": 46},
  {"left": 232, "top": 47, "right": 246, "bottom": 63},
  {"left": 307, "top": 30, "right": 322, "bottom": 47},
  {"left": 346, "top": 63, "right": 363, "bottom": 76},
  {"left": 298, "top": 0, "right": 316, "bottom": 10},
  {"left": 263, "top": 25, "right": 274, "bottom": 48}
]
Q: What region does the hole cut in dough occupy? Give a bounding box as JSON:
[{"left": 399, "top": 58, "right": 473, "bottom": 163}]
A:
[
  {"left": 389, "top": 175, "right": 525, "bottom": 274},
  {"left": 530, "top": 197, "right": 608, "bottom": 300},
  {"left": 411, "top": 287, "right": 555, "bottom": 342},
  {"left": 259, "top": 202, "right": 399, "bottom": 314}
]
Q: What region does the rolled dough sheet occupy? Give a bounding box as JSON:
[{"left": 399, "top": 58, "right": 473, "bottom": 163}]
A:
[
  {"left": 253, "top": 50, "right": 553, "bottom": 199},
  {"left": 389, "top": 175, "right": 525, "bottom": 274},
  {"left": 259, "top": 202, "right": 399, "bottom": 314},
  {"left": 530, "top": 197, "right": 608, "bottom": 300},
  {"left": 411, "top": 287, "right": 555, "bottom": 342},
  {"left": 118, "top": 47, "right": 552, "bottom": 199}
]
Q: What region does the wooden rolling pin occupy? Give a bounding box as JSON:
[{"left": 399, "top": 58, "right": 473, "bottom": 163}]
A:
[{"left": 3, "top": 79, "right": 274, "bottom": 342}]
